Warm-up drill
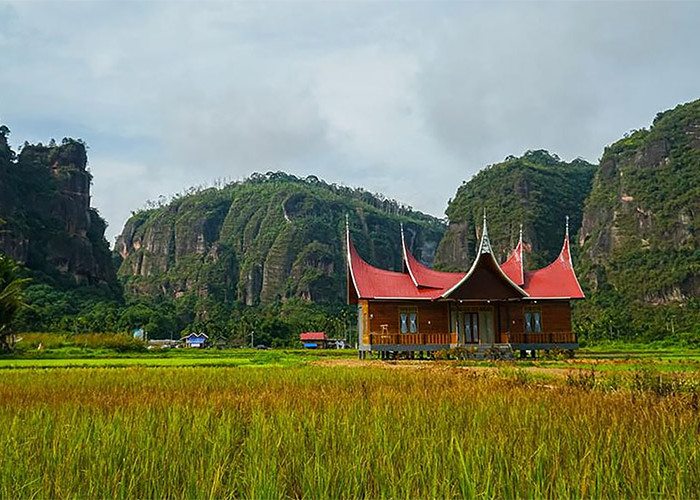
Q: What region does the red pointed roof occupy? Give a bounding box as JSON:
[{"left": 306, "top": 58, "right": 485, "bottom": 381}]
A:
[
  {"left": 500, "top": 230, "right": 524, "bottom": 286},
  {"left": 401, "top": 225, "right": 463, "bottom": 290},
  {"left": 346, "top": 218, "right": 584, "bottom": 302},
  {"left": 347, "top": 236, "right": 444, "bottom": 299},
  {"left": 522, "top": 234, "right": 585, "bottom": 299}
]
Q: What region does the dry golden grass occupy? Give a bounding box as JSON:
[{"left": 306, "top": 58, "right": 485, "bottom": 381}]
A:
[{"left": 1, "top": 365, "right": 698, "bottom": 499}]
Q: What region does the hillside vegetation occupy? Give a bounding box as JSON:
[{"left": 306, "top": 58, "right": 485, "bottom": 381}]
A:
[
  {"left": 434, "top": 150, "right": 595, "bottom": 270},
  {"left": 3, "top": 98, "right": 700, "bottom": 344},
  {"left": 576, "top": 99, "right": 700, "bottom": 339},
  {"left": 0, "top": 127, "right": 116, "bottom": 291},
  {"left": 116, "top": 172, "right": 445, "bottom": 305}
]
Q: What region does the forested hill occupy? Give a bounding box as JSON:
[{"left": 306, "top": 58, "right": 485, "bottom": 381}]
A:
[
  {"left": 0, "top": 126, "right": 117, "bottom": 292},
  {"left": 434, "top": 150, "right": 596, "bottom": 271},
  {"left": 576, "top": 99, "right": 700, "bottom": 336},
  {"left": 115, "top": 172, "right": 445, "bottom": 305}
]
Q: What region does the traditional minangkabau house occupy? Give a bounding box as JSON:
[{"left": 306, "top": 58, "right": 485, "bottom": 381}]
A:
[{"left": 346, "top": 216, "right": 584, "bottom": 358}]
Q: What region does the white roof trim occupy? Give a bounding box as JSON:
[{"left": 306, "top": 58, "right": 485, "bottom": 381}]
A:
[
  {"left": 345, "top": 215, "right": 361, "bottom": 299},
  {"left": 441, "top": 215, "right": 528, "bottom": 298},
  {"left": 560, "top": 215, "right": 585, "bottom": 298},
  {"left": 523, "top": 296, "right": 584, "bottom": 300},
  {"left": 400, "top": 223, "right": 420, "bottom": 288}
]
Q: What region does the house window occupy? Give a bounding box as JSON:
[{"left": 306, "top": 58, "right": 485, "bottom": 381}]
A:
[
  {"left": 400, "top": 309, "right": 418, "bottom": 334},
  {"left": 524, "top": 309, "right": 542, "bottom": 333}
]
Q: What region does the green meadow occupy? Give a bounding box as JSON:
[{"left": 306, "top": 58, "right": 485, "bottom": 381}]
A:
[{"left": 1, "top": 351, "right": 699, "bottom": 499}]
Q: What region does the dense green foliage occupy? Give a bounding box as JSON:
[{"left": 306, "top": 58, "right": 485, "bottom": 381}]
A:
[
  {"left": 435, "top": 150, "right": 595, "bottom": 270},
  {"left": 0, "top": 255, "right": 29, "bottom": 351},
  {"left": 1, "top": 365, "right": 698, "bottom": 498},
  {"left": 0, "top": 124, "right": 122, "bottom": 340},
  {"left": 5, "top": 96, "right": 700, "bottom": 346},
  {"left": 117, "top": 171, "right": 445, "bottom": 306},
  {"left": 13, "top": 284, "right": 355, "bottom": 346},
  {"left": 106, "top": 172, "right": 444, "bottom": 344},
  {"left": 0, "top": 127, "right": 116, "bottom": 291},
  {"left": 2, "top": 126, "right": 397, "bottom": 340},
  {"left": 576, "top": 99, "right": 700, "bottom": 341}
]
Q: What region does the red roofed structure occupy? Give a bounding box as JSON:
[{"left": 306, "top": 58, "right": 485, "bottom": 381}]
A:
[
  {"left": 300, "top": 332, "right": 328, "bottom": 341},
  {"left": 348, "top": 215, "right": 584, "bottom": 358},
  {"left": 300, "top": 332, "right": 328, "bottom": 349}
]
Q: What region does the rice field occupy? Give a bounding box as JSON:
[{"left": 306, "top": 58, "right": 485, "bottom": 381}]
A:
[{"left": 1, "top": 362, "right": 699, "bottom": 499}]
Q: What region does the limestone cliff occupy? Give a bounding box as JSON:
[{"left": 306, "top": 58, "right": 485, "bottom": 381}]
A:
[
  {"left": 434, "top": 150, "right": 596, "bottom": 271},
  {"left": 578, "top": 99, "right": 700, "bottom": 306},
  {"left": 0, "top": 127, "right": 116, "bottom": 289},
  {"left": 116, "top": 172, "right": 445, "bottom": 304}
]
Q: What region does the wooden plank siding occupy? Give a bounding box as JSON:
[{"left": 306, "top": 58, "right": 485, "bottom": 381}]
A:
[
  {"left": 367, "top": 301, "right": 450, "bottom": 336},
  {"left": 361, "top": 299, "right": 576, "bottom": 348},
  {"left": 366, "top": 301, "right": 454, "bottom": 346},
  {"left": 509, "top": 300, "right": 576, "bottom": 344},
  {"left": 358, "top": 300, "right": 370, "bottom": 347}
]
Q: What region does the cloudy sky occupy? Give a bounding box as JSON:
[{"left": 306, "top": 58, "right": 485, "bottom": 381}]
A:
[{"left": 1, "top": 1, "right": 699, "bottom": 244}]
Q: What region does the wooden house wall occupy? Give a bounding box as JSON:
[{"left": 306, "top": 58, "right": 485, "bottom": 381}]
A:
[
  {"left": 358, "top": 300, "right": 369, "bottom": 346},
  {"left": 362, "top": 299, "right": 573, "bottom": 338},
  {"left": 502, "top": 303, "right": 524, "bottom": 335},
  {"left": 538, "top": 301, "right": 572, "bottom": 333},
  {"left": 367, "top": 301, "right": 450, "bottom": 334},
  {"left": 501, "top": 301, "right": 572, "bottom": 335}
]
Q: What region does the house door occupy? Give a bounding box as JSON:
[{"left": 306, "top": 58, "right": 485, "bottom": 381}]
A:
[
  {"left": 478, "top": 310, "right": 495, "bottom": 343},
  {"left": 463, "top": 312, "right": 479, "bottom": 343},
  {"left": 452, "top": 311, "right": 479, "bottom": 344},
  {"left": 452, "top": 308, "right": 495, "bottom": 344}
]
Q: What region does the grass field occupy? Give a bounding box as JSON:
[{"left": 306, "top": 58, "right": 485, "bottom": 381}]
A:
[
  {"left": 0, "top": 348, "right": 355, "bottom": 369},
  {"left": 1, "top": 352, "right": 699, "bottom": 499}
]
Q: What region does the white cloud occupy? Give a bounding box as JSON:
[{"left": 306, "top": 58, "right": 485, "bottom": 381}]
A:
[{"left": 1, "top": 1, "right": 699, "bottom": 244}]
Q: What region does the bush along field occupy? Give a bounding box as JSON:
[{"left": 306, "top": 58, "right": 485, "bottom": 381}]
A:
[{"left": 1, "top": 364, "right": 699, "bottom": 499}]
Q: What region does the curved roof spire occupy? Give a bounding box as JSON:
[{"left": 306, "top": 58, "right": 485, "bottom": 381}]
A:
[
  {"left": 560, "top": 215, "right": 572, "bottom": 262},
  {"left": 400, "top": 222, "right": 420, "bottom": 287},
  {"left": 519, "top": 223, "right": 523, "bottom": 245},
  {"left": 478, "top": 209, "right": 493, "bottom": 255},
  {"left": 345, "top": 213, "right": 361, "bottom": 299},
  {"left": 441, "top": 211, "right": 528, "bottom": 299},
  {"left": 500, "top": 222, "right": 525, "bottom": 286},
  {"left": 521, "top": 216, "right": 585, "bottom": 299},
  {"left": 401, "top": 222, "right": 464, "bottom": 290}
]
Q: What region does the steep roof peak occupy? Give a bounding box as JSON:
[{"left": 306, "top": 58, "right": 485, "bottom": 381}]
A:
[
  {"left": 521, "top": 217, "right": 585, "bottom": 299},
  {"left": 441, "top": 212, "right": 527, "bottom": 299},
  {"left": 500, "top": 224, "right": 525, "bottom": 286},
  {"left": 478, "top": 210, "right": 493, "bottom": 255},
  {"left": 400, "top": 222, "right": 420, "bottom": 287}
]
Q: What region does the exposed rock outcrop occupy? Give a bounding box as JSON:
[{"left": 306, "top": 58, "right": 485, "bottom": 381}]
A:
[
  {"left": 434, "top": 150, "right": 596, "bottom": 271},
  {"left": 116, "top": 173, "right": 445, "bottom": 304},
  {"left": 0, "top": 129, "right": 116, "bottom": 289},
  {"left": 578, "top": 99, "right": 700, "bottom": 305}
]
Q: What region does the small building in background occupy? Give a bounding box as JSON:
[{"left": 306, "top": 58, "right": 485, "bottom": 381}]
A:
[
  {"left": 300, "top": 332, "right": 328, "bottom": 349},
  {"left": 181, "top": 332, "right": 209, "bottom": 348},
  {"left": 147, "top": 339, "right": 180, "bottom": 349}
]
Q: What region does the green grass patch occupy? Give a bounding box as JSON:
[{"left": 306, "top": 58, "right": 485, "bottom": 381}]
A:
[{"left": 0, "top": 365, "right": 698, "bottom": 499}]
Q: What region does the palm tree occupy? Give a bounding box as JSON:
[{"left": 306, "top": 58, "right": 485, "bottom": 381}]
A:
[{"left": 0, "top": 254, "right": 30, "bottom": 352}]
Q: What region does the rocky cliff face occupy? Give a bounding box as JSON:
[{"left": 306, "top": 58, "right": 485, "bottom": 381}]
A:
[
  {"left": 116, "top": 173, "right": 445, "bottom": 304},
  {"left": 0, "top": 128, "right": 116, "bottom": 289},
  {"left": 434, "top": 150, "right": 596, "bottom": 271},
  {"left": 578, "top": 99, "right": 700, "bottom": 305}
]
